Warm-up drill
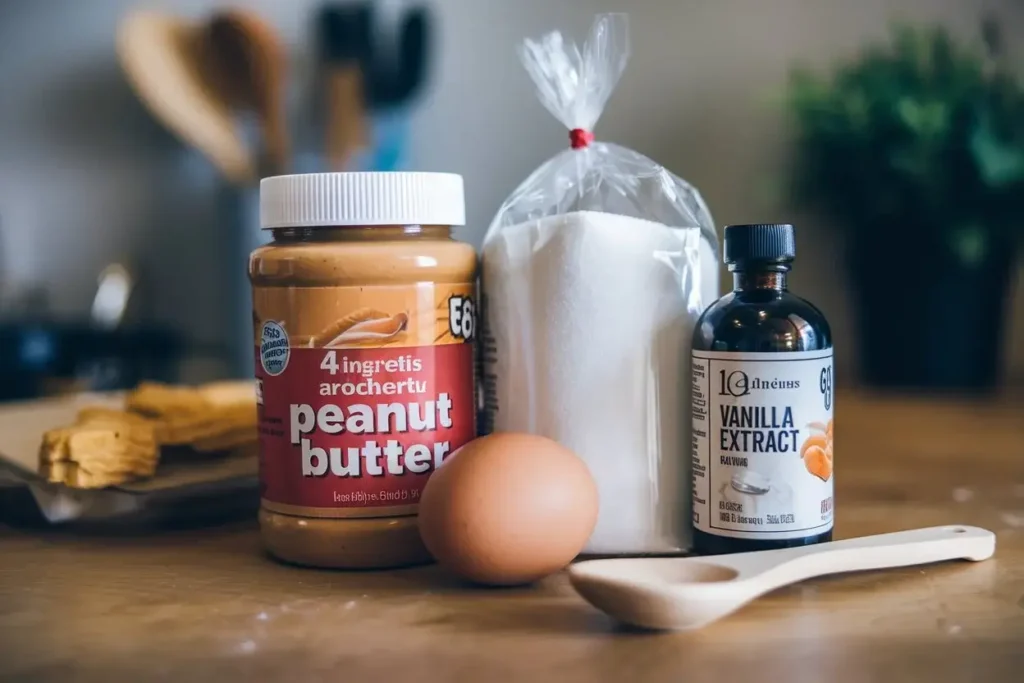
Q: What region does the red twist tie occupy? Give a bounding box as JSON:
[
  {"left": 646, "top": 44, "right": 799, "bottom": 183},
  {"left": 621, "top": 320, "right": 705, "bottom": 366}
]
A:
[{"left": 569, "top": 128, "right": 594, "bottom": 149}]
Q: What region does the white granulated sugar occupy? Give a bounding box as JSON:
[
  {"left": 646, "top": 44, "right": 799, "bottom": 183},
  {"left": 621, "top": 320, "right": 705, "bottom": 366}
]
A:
[{"left": 482, "top": 210, "right": 716, "bottom": 554}]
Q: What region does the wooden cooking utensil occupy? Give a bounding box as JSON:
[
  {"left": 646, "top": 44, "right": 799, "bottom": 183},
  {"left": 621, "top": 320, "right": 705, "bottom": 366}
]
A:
[
  {"left": 324, "top": 66, "right": 367, "bottom": 172},
  {"left": 205, "top": 10, "right": 289, "bottom": 176},
  {"left": 117, "top": 9, "right": 254, "bottom": 184},
  {"left": 569, "top": 525, "right": 995, "bottom": 631},
  {"left": 318, "top": 6, "right": 369, "bottom": 171}
]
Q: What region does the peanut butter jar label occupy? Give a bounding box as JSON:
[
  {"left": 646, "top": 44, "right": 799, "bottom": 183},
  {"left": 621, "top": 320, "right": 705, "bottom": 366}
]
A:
[{"left": 254, "top": 284, "right": 476, "bottom": 518}]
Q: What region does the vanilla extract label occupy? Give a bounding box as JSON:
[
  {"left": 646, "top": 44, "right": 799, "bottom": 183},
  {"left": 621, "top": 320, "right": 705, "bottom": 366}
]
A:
[
  {"left": 719, "top": 404, "right": 800, "bottom": 453},
  {"left": 691, "top": 349, "right": 834, "bottom": 540}
]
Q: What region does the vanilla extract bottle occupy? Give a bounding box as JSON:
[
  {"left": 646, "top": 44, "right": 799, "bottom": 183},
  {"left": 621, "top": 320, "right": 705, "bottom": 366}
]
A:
[{"left": 691, "top": 223, "right": 834, "bottom": 555}]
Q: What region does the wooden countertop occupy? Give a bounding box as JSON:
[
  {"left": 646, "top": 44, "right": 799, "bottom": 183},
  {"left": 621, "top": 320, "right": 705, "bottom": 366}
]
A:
[{"left": 1, "top": 392, "right": 1023, "bottom": 682}]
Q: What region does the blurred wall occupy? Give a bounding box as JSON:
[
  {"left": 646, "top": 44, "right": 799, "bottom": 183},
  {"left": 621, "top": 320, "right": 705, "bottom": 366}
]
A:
[{"left": 0, "top": 0, "right": 1022, "bottom": 382}]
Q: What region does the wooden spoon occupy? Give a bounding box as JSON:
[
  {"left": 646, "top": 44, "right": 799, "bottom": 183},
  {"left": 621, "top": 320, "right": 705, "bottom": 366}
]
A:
[
  {"left": 324, "top": 66, "right": 368, "bottom": 172},
  {"left": 205, "top": 10, "right": 289, "bottom": 176},
  {"left": 317, "top": 6, "right": 369, "bottom": 171},
  {"left": 569, "top": 525, "right": 995, "bottom": 631},
  {"left": 117, "top": 9, "right": 254, "bottom": 184}
]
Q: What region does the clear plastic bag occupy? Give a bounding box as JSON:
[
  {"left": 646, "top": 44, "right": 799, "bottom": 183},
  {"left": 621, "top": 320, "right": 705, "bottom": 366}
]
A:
[
  {"left": 480, "top": 14, "right": 719, "bottom": 554},
  {"left": 486, "top": 13, "right": 717, "bottom": 243}
]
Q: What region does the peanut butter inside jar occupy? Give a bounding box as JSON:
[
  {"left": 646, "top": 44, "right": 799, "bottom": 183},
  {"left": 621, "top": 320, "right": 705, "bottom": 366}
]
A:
[{"left": 251, "top": 173, "right": 476, "bottom": 569}]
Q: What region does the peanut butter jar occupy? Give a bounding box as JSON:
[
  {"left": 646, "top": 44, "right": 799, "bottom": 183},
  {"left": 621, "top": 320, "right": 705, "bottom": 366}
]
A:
[{"left": 251, "top": 172, "right": 477, "bottom": 569}]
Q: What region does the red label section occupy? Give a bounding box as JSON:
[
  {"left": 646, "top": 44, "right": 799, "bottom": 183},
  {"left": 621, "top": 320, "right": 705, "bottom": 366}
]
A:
[{"left": 256, "top": 344, "right": 475, "bottom": 515}]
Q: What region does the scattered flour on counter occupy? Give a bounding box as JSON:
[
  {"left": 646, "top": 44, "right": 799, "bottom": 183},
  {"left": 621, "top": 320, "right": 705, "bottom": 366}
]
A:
[
  {"left": 951, "top": 487, "right": 974, "bottom": 503},
  {"left": 1000, "top": 511, "right": 1024, "bottom": 528},
  {"left": 482, "top": 211, "right": 716, "bottom": 554},
  {"left": 937, "top": 618, "right": 962, "bottom": 637}
]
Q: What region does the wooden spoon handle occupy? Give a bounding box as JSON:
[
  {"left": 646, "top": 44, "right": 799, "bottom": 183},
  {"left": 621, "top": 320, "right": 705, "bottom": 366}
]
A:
[
  {"left": 262, "top": 107, "right": 290, "bottom": 176},
  {"left": 325, "top": 65, "right": 368, "bottom": 171},
  {"left": 750, "top": 526, "right": 995, "bottom": 591}
]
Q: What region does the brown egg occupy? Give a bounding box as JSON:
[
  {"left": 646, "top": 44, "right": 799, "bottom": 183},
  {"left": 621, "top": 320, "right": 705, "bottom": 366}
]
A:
[{"left": 418, "top": 432, "right": 598, "bottom": 586}]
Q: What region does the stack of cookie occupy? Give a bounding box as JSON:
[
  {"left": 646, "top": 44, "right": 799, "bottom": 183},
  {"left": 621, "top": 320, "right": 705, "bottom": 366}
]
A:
[{"left": 39, "top": 380, "right": 257, "bottom": 489}]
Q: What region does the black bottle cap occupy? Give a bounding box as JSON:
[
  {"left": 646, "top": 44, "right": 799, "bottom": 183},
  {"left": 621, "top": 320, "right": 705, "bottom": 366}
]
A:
[{"left": 723, "top": 223, "right": 796, "bottom": 264}]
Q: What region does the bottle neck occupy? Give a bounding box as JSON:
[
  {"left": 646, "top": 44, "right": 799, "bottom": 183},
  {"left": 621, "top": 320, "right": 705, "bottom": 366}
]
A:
[{"left": 732, "top": 268, "right": 789, "bottom": 292}]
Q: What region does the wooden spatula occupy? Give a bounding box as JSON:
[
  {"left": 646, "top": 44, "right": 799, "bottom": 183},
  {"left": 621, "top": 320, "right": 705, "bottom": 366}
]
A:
[
  {"left": 205, "top": 9, "right": 289, "bottom": 176},
  {"left": 117, "top": 9, "right": 255, "bottom": 184},
  {"left": 318, "top": 5, "right": 369, "bottom": 171}
]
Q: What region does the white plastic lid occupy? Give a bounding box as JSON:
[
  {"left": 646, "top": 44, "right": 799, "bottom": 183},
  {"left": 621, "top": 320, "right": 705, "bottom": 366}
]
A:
[{"left": 260, "top": 172, "right": 466, "bottom": 229}]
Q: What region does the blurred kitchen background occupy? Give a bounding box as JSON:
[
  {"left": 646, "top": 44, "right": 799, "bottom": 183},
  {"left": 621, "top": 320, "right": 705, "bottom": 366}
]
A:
[{"left": 0, "top": 0, "right": 1022, "bottom": 401}]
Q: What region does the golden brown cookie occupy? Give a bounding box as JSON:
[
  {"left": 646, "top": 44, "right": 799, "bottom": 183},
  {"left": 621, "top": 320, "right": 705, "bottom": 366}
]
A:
[
  {"left": 197, "top": 380, "right": 256, "bottom": 409},
  {"left": 125, "top": 382, "right": 209, "bottom": 418},
  {"left": 76, "top": 406, "right": 156, "bottom": 427},
  {"left": 39, "top": 380, "right": 259, "bottom": 488},
  {"left": 155, "top": 402, "right": 255, "bottom": 445},
  {"left": 39, "top": 419, "right": 158, "bottom": 489},
  {"left": 190, "top": 425, "right": 257, "bottom": 452}
]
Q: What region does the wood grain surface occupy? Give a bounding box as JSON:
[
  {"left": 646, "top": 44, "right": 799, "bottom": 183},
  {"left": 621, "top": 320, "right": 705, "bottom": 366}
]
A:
[{"left": 1, "top": 392, "right": 1022, "bottom": 682}]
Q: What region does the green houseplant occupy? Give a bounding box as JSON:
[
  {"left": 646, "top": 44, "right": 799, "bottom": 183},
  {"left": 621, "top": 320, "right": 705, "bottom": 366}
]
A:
[{"left": 787, "top": 21, "right": 1024, "bottom": 390}]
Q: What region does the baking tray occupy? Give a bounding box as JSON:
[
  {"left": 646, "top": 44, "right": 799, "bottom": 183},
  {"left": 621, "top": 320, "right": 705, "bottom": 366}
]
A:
[{"left": 0, "top": 393, "right": 257, "bottom": 523}]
